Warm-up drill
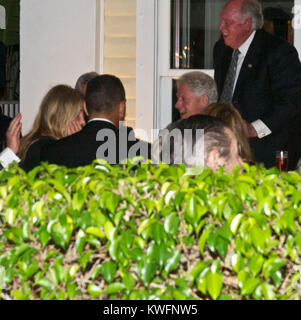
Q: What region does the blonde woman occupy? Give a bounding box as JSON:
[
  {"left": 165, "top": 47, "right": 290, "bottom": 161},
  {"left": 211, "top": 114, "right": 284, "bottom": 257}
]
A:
[
  {"left": 19, "top": 85, "right": 86, "bottom": 171},
  {"left": 203, "top": 102, "right": 253, "bottom": 164}
]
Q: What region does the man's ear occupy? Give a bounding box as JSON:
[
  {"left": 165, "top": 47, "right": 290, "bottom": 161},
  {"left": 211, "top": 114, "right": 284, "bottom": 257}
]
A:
[
  {"left": 245, "top": 18, "right": 252, "bottom": 31},
  {"left": 206, "top": 149, "right": 225, "bottom": 171},
  {"left": 119, "top": 101, "right": 126, "bottom": 120},
  {"left": 82, "top": 102, "right": 88, "bottom": 116},
  {"left": 200, "top": 94, "right": 209, "bottom": 108}
]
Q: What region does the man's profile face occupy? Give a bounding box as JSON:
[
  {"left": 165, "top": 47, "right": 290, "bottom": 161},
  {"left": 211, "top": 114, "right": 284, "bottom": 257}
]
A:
[
  {"left": 219, "top": 0, "right": 252, "bottom": 49},
  {"left": 175, "top": 83, "right": 207, "bottom": 120}
]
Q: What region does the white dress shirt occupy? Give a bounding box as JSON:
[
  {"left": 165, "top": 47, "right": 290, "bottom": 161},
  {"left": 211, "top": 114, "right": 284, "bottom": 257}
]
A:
[
  {"left": 234, "top": 31, "right": 272, "bottom": 139},
  {"left": 87, "top": 118, "right": 115, "bottom": 126}
]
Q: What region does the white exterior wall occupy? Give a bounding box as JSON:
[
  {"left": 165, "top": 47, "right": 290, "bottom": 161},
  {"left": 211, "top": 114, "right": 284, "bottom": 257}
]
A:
[{"left": 20, "top": 0, "right": 98, "bottom": 134}]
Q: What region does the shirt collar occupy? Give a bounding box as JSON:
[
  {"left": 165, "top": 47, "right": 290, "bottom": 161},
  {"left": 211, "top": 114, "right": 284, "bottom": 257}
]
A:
[
  {"left": 238, "top": 30, "right": 256, "bottom": 57},
  {"left": 87, "top": 118, "right": 114, "bottom": 126}
]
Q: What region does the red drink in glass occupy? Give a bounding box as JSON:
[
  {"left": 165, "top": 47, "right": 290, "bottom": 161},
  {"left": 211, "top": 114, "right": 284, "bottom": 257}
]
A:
[{"left": 275, "top": 151, "right": 288, "bottom": 172}]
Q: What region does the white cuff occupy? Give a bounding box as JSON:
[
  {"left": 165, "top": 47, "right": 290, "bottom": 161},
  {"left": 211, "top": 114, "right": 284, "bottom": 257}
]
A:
[
  {"left": 251, "top": 119, "right": 272, "bottom": 139},
  {"left": 0, "top": 147, "right": 20, "bottom": 168}
]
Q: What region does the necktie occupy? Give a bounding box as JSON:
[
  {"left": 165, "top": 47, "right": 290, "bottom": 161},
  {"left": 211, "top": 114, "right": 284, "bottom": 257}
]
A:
[{"left": 220, "top": 49, "right": 240, "bottom": 103}]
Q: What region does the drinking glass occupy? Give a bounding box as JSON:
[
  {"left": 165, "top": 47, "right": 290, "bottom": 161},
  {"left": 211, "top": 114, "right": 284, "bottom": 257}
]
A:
[{"left": 275, "top": 150, "right": 288, "bottom": 172}]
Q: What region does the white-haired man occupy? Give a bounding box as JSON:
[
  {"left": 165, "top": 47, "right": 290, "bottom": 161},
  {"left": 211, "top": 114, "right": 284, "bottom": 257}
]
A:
[
  {"left": 214, "top": 0, "right": 301, "bottom": 168},
  {"left": 175, "top": 71, "right": 218, "bottom": 120}
]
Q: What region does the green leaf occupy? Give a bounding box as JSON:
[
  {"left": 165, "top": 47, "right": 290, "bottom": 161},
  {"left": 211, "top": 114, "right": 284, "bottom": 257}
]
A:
[
  {"left": 248, "top": 253, "right": 264, "bottom": 277},
  {"left": 122, "top": 273, "right": 136, "bottom": 290},
  {"left": 184, "top": 195, "right": 200, "bottom": 228},
  {"left": 75, "top": 235, "right": 86, "bottom": 255},
  {"left": 36, "top": 226, "right": 50, "bottom": 248},
  {"left": 231, "top": 253, "right": 244, "bottom": 273},
  {"left": 108, "top": 238, "right": 120, "bottom": 261},
  {"left": 45, "top": 250, "right": 58, "bottom": 261},
  {"left": 263, "top": 258, "right": 286, "bottom": 279},
  {"left": 217, "top": 223, "right": 232, "bottom": 241},
  {"left": 88, "top": 283, "right": 102, "bottom": 298},
  {"left": 102, "top": 261, "right": 117, "bottom": 283},
  {"left": 207, "top": 232, "right": 217, "bottom": 253},
  {"left": 105, "top": 282, "right": 126, "bottom": 294},
  {"left": 164, "top": 212, "right": 179, "bottom": 236},
  {"left": 137, "top": 259, "right": 156, "bottom": 287},
  {"left": 148, "top": 243, "right": 167, "bottom": 268},
  {"left": 72, "top": 191, "right": 87, "bottom": 211},
  {"left": 230, "top": 214, "right": 243, "bottom": 234},
  {"left": 35, "top": 278, "right": 55, "bottom": 291},
  {"left": 174, "top": 192, "right": 185, "bottom": 210},
  {"left": 191, "top": 261, "right": 207, "bottom": 281},
  {"left": 22, "top": 221, "right": 30, "bottom": 239},
  {"left": 150, "top": 223, "right": 166, "bottom": 244},
  {"left": 66, "top": 282, "right": 77, "bottom": 300},
  {"left": 103, "top": 191, "right": 120, "bottom": 213},
  {"left": 77, "top": 250, "right": 92, "bottom": 272},
  {"left": 91, "top": 265, "right": 102, "bottom": 281},
  {"left": 5, "top": 208, "right": 17, "bottom": 225},
  {"left": 241, "top": 277, "right": 261, "bottom": 296},
  {"left": 296, "top": 232, "right": 301, "bottom": 255},
  {"left": 206, "top": 271, "right": 223, "bottom": 300},
  {"left": 261, "top": 282, "right": 275, "bottom": 300},
  {"left": 11, "top": 289, "right": 28, "bottom": 300},
  {"left": 85, "top": 227, "right": 105, "bottom": 239},
  {"left": 50, "top": 215, "right": 73, "bottom": 250},
  {"left": 237, "top": 271, "right": 248, "bottom": 288},
  {"left": 104, "top": 221, "right": 115, "bottom": 241},
  {"left": 120, "top": 230, "right": 134, "bottom": 249},
  {"left": 68, "top": 264, "right": 79, "bottom": 279},
  {"left": 250, "top": 225, "right": 267, "bottom": 253},
  {"left": 164, "top": 250, "right": 181, "bottom": 274},
  {"left": 77, "top": 211, "right": 92, "bottom": 230},
  {"left": 198, "top": 227, "right": 212, "bottom": 257},
  {"left": 271, "top": 270, "right": 282, "bottom": 288},
  {"left": 138, "top": 218, "right": 156, "bottom": 236},
  {"left": 196, "top": 268, "right": 209, "bottom": 295},
  {"left": 215, "top": 236, "right": 228, "bottom": 260}
]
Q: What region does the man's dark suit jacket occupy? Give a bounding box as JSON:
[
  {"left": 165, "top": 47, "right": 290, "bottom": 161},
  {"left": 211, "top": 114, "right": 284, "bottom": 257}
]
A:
[
  {"left": 0, "top": 114, "right": 11, "bottom": 150},
  {"left": 214, "top": 29, "right": 301, "bottom": 168},
  {"left": 40, "top": 120, "right": 151, "bottom": 168}
]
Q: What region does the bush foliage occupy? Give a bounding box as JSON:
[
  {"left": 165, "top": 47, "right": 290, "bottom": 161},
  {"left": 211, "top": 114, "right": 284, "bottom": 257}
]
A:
[{"left": 0, "top": 160, "right": 301, "bottom": 300}]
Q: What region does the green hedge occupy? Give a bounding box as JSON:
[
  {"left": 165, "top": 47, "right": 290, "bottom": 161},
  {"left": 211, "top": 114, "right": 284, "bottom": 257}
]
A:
[{"left": 0, "top": 160, "right": 301, "bottom": 300}]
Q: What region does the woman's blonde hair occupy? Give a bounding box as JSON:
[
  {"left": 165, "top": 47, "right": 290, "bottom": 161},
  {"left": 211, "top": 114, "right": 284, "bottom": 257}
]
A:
[
  {"left": 203, "top": 102, "right": 253, "bottom": 163},
  {"left": 18, "top": 84, "right": 85, "bottom": 160}
]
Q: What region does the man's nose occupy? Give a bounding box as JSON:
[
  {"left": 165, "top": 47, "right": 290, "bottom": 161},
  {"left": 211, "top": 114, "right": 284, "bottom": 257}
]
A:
[
  {"left": 218, "top": 21, "right": 224, "bottom": 32},
  {"left": 175, "top": 98, "right": 182, "bottom": 110}
]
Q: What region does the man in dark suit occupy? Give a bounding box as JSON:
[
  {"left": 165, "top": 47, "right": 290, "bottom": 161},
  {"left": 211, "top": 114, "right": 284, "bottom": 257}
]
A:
[
  {"left": 40, "top": 74, "right": 150, "bottom": 168},
  {"left": 213, "top": 0, "right": 301, "bottom": 168},
  {"left": 0, "top": 113, "right": 11, "bottom": 149}
]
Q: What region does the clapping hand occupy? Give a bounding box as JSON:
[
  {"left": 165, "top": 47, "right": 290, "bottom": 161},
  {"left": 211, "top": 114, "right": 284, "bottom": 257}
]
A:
[{"left": 6, "top": 113, "right": 22, "bottom": 154}]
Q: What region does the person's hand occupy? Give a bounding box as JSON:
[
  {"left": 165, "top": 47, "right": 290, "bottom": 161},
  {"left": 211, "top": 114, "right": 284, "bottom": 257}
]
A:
[
  {"left": 6, "top": 113, "right": 22, "bottom": 154},
  {"left": 243, "top": 120, "right": 257, "bottom": 138},
  {"left": 67, "top": 119, "right": 83, "bottom": 136}
]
